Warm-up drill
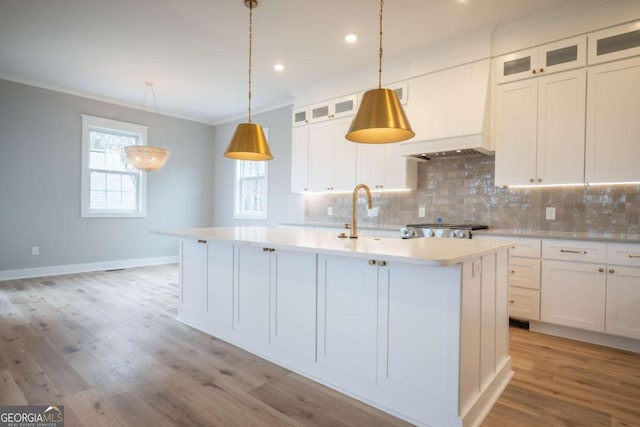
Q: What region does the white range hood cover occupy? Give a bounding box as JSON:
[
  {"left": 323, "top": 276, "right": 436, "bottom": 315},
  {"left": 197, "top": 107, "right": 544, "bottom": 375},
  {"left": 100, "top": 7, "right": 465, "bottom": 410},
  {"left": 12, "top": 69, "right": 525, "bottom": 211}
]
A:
[{"left": 398, "top": 58, "right": 493, "bottom": 158}]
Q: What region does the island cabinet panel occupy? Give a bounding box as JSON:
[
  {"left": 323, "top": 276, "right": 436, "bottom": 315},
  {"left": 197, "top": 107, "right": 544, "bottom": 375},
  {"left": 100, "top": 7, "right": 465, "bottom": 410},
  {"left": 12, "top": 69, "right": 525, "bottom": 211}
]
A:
[
  {"left": 270, "top": 250, "right": 317, "bottom": 360},
  {"left": 605, "top": 266, "right": 640, "bottom": 339},
  {"left": 376, "top": 262, "right": 462, "bottom": 426},
  {"left": 207, "top": 242, "right": 234, "bottom": 331},
  {"left": 234, "top": 246, "right": 271, "bottom": 342},
  {"left": 317, "top": 255, "right": 379, "bottom": 383},
  {"left": 179, "top": 239, "right": 208, "bottom": 325}
]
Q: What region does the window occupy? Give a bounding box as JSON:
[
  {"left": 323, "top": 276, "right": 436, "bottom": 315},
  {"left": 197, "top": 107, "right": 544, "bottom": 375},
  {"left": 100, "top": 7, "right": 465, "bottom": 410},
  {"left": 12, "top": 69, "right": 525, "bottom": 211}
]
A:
[
  {"left": 81, "top": 115, "right": 148, "bottom": 218},
  {"left": 234, "top": 128, "right": 269, "bottom": 220},
  {"left": 234, "top": 160, "right": 269, "bottom": 220}
]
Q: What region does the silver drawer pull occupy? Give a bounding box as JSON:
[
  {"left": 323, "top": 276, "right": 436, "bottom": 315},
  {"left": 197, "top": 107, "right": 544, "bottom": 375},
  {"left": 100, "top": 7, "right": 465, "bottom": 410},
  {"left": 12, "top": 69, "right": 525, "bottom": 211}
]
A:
[
  {"left": 560, "top": 249, "right": 587, "bottom": 254},
  {"left": 197, "top": 239, "right": 207, "bottom": 244},
  {"left": 629, "top": 254, "right": 640, "bottom": 258}
]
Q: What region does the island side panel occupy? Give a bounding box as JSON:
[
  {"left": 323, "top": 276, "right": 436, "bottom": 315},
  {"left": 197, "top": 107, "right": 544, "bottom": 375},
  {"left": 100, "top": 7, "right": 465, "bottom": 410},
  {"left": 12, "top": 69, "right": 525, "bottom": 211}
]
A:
[
  {"left": 178, "top": 239, "right": 207, "bottom": 328},
  {"left": 207, "top": 242, "right": 234, "bottom": 333}
]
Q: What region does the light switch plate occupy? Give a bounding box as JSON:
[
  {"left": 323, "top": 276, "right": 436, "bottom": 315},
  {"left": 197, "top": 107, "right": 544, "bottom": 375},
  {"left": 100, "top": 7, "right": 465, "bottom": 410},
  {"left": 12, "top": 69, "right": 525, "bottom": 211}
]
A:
[
  {"left": 368, "top": 207, "right": 379, "bottom": 217},
  {"left": 418, "top": 207, "right": 425, "bottom": 217},
  {"left": 327, "top": 206, "right": 333, "bottom": 216},
  {"left": 546, "top": 207, "right": 556, "bottom": 220},
  {"left": 31, "top": 246, "right": 39, "bottom": 256}
]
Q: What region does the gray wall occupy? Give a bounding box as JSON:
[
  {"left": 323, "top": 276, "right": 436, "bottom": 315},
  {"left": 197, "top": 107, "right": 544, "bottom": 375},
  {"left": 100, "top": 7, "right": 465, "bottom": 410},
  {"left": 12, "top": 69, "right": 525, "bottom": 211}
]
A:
[
  {"left": 0, "top": 79, "right": 215, "bottom": 271},
  {"left": 211, "top": 106, "right": 304, "bottom": 226}
]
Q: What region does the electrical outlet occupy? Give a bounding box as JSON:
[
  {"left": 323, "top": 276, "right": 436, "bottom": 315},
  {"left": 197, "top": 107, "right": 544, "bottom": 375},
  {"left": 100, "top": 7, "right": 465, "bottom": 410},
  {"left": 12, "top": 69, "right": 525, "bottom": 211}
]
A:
[
  {"left": 31, "top": 246, "right": 39, "bottom": 256},
  {"left": 327, "top": 206, "right": 333, "bottom": 216},
  {"left": 418, "top": 207, "right": 425, "bottom": 217},
  {"left": 546, "top": 207, "right": 556, "bottom": 221},
  {"left": 368, "top": 207, "right": 379, "bottom": 217}
]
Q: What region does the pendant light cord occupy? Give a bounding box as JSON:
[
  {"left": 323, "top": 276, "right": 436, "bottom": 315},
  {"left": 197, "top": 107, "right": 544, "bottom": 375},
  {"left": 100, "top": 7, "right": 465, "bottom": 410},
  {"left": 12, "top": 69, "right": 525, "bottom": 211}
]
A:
[
  {"left": 247, "top": 0, "right": 253, "bottom": 122},
  {"left": 378, "top": 0, "right": 384, "bottom": 89}
]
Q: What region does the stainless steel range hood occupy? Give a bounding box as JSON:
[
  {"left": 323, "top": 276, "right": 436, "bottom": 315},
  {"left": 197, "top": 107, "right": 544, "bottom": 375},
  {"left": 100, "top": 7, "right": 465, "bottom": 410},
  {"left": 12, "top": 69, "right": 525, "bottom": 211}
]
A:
[{"left": 398, "top": 58, "right": 493, "bottom": 159}]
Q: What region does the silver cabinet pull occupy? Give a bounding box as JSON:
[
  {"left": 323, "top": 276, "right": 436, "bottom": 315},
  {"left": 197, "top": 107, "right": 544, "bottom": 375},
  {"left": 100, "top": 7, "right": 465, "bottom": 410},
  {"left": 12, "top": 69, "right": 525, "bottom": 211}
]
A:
[
  {"left": 560, "top": 249, "right": 587, "bottom": 254},
  {"left": 598, "top": 268, "right": 604, "bottom": 273},
  {"left": 609, "top": 269, "right": 615, "bottom": 274},
  {"left": 368, "top": 260, "right": 376, "bottom": 266},
  {"left": 197, "top": 240, "right": 207, "bottom": 244},
  {"left": 629, "top": 254, "right": 640, "bottom": 258},
  {"left": 378, "top": 260, "right": 387, "bottom": 267}
]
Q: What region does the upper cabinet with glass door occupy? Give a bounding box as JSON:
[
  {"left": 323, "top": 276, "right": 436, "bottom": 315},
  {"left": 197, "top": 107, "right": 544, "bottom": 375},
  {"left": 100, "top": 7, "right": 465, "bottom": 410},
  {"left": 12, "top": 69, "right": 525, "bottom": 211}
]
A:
[
  {"left": 292, "top": 95, "right": 358, "bottom": 127},
  {"left": 495, "top": 36, "right": 586, "bottom": 84},
  {"left": 588, "top": 21, "right": 640, "bottom": 65}
]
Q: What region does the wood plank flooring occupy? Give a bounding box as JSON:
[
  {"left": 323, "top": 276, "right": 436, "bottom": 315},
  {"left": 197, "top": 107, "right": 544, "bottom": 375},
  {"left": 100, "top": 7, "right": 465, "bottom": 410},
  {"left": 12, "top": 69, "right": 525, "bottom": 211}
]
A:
[{"left": 1, "top": 265, "right": 639, "bottom": 426}]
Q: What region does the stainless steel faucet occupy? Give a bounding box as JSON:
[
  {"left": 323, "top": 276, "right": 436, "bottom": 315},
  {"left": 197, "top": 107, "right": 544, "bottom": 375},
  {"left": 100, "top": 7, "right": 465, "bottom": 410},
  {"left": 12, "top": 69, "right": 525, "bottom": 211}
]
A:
[{"left": 349, "top": 183, "right": 373, "bottom": 239}]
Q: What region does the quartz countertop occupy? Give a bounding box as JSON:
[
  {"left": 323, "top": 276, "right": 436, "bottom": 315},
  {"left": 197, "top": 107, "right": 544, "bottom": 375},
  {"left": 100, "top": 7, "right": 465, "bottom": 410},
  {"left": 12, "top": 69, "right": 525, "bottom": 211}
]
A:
[
  {"left": 155, "top": 226, "right": 512, "bottom": 266},
  {"left": 475, "top": 229, "right": 640, "bottom": 243},
  {"left": 278, "top": 222, "right": 404, "bottom": 232}
]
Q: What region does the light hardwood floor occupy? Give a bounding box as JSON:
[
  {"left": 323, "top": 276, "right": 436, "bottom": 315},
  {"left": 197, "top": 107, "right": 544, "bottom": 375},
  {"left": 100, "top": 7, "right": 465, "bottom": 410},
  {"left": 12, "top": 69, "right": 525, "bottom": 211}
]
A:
[{"left": 1, "top": 265, "right": 639, "bottom": 426}]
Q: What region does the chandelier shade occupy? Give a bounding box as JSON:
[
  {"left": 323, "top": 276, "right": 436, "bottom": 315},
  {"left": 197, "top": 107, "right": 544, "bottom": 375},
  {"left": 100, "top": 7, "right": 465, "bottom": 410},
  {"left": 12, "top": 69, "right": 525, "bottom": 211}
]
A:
[{"left": 124, "top": 145, "right": 171, "bottom": 172}]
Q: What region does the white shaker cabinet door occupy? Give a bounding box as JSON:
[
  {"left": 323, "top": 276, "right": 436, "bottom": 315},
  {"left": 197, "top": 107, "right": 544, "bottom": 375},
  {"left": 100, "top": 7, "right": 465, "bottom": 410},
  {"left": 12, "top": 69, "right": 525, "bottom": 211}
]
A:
[
  {"left": 207, "top": 242, "right": 234, "bottom": 331},
  {"left": 180, "top": 239, "right": 208, "bottom": 320},
  {"left": 585, "top": 57, "right": 640, "bottom": 183},
  {"left": 308, "top": 121, "right": 335, "bottom": 192},
  {"left": 270, "top": 250, "right": 317, "bottom": 360},
  {"left": 494, "top": 79, "right": 538, "bottom": 186},
  {"left": 536, "top": 69, "right": 586, "bottom": 185},
  {"left": 332, "top": 118, "right": 357, "bottom": 191},
  {"left": 234, "top": 245, "right": 271, "bottom": 342},
  {"left": 291, "top": 126, "right": 309, "bottom": 193},
  {"left": 541, "top": 260, "right": 606, "bottom": 332},
  {"left": 317, "top": 255, "right": 379, "bottom": 383},
  {"left": 605, "top": 266, "right": 640, "bottom": 340},
  {"left": 356, "top": 144, "right": 385, "bottom": 189}
]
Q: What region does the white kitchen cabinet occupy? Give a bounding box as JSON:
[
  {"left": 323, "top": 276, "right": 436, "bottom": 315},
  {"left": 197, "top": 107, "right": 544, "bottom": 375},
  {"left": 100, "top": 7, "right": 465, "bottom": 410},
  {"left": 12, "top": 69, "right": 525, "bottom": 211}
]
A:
[
  {"left": 605, "top": 265, "right": 640, "bottom": 340},
  {"left": 291, "top": 126, "right": 309, "bottom": 193},
  {"left": 585, "top": 56, "right": 640, "bottom": 183},
  {"left": 235, "top": 245, "right": 318, "bottom": 356},
  {"left": 495, "top": 69, "right": 586, "bottom": 186},
  {"left": 309, "top": 95, "right": 357, "bottom": 123},
  {"left": 317, "top": 255, "right": 379, "bottom": 382},
  {"left": 179, "top": 239, "right": 234, "bottom": 330},
  {"left": 508, "top": 287, "right": 541, "bottom": 321},
  {"left": 308, "top": 117, "right": 357, "bottom": 192},
  {"left": 356, "top": 143, "right": 417, "bottom": 190},
  {"left": 179, "top": 239, "right": 208, "bottom": 320},
  {"left": 207, "top": 242, "right": 234, "bottom": 331},
  {"left": 270, "top": 249, "right": 317, "bottom": 360},
  {"left": 588, "top": 21, "right": 640, "bottom": 65},
  {"left": 495, "top": 36, "right": 586, "bottom": 84},
  {"left": 541, "top": 259, "right": 606, "bottom": 332},
  {"left": 234, "top": 245, "right": 271, "bottom": 342},
  {"left": 292, "top": 106, "right": 310, "bottom": 127}
]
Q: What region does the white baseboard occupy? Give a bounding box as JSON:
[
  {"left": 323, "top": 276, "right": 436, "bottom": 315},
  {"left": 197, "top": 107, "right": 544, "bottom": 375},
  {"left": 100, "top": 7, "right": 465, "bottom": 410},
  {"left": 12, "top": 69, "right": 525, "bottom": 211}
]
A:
[
  {"left": 530, "top": 321, "right": 640, "bottom": 353},
  {"left": 0, "top": 256, "right": 178, "bottom": 281}
]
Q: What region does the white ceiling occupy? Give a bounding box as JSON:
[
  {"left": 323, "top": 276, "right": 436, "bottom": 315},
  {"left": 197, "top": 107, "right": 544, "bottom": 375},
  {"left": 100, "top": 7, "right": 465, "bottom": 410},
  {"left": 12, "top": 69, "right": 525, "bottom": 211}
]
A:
[{"left": 0, "top": 0, "right": 597, "bottom": 124}]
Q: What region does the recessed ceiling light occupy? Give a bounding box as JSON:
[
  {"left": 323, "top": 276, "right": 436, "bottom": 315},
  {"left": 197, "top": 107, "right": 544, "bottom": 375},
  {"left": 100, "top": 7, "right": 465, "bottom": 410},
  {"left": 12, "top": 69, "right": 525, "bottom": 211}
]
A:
[
  {"left": 345, "top": 34, "right": 358, "bottom": 43},
  {"left": 273, "top": 63, "right": 285, "bottom": 72}
]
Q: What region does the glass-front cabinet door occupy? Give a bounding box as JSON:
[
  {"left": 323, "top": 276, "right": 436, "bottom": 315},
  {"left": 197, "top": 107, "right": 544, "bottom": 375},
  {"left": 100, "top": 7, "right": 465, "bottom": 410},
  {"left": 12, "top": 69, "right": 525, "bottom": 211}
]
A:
[
  {"left": 292, "top": 106, "right": 310, "bottom": 127},
  {"left": 588, "top": 21, "right": 640, "bottom": 65},
  {"left": 495, "top": 36, "right": 586, "bottom": 84}
]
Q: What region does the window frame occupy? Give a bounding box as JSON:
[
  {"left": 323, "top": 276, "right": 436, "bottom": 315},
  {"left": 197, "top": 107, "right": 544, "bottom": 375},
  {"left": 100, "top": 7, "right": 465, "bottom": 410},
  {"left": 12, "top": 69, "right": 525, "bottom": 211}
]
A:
[
  {"left": 80, "top": 114, "right": 148, "bottom": 218},
  {"left": 233, "top": 128, "right": 270, "bottom": 220}
]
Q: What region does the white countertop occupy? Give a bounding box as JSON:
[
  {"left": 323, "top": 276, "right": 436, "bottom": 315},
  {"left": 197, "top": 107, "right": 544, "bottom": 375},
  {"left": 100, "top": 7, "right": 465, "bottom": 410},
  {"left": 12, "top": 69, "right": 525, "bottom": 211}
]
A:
[
  {"left": 476, "top": 229, "right": 640, "bottom": 243},
  {"left": 155, "top": 226, "right": 512, "bottom": 266}
]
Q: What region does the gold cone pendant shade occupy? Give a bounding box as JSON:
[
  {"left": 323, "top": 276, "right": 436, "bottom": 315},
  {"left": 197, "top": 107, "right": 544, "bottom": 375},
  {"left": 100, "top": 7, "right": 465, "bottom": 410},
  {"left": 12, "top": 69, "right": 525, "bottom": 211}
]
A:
[
  {"left": 224, "top": 0, "right": 273, "bottom": 160},
  {"left": 225, "top": 122, "right": 272, "bottom": 160},
  {"left": 346, "top": 88, "right": 414, "bottom": 143},
  {"left": 346, "top": 0, "right": 414, "bottom": 144}
]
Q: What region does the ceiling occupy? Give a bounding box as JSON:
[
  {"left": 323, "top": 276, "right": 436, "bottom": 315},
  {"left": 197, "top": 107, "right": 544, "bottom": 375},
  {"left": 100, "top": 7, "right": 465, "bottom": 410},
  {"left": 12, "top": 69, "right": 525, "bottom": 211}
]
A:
[{"left": 0, "top": 0, "right": 598, "bottom": 124}]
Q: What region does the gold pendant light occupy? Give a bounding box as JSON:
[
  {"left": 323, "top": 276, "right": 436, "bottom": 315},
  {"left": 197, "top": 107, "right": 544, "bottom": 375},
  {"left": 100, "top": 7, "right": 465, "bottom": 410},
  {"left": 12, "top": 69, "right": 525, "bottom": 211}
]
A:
[
  {"left": 224, "top": 0, "right": 273, "bottom": 160},
  {"left": 125, "top": 81, "right": 171, "bottom": 171},
  {"left": 345, "top": 0, "right": 414, "bottom": 144}
]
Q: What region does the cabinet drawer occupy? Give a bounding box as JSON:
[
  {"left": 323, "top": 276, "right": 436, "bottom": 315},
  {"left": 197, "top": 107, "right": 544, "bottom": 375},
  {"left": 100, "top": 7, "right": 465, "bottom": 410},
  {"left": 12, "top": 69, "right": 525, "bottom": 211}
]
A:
[
  {"left": 508, "top": 288, "right": 540, "bottom": 321},
  {"left": 510, "top": 238, "right": 542, "bottom": 258},
  {"left": 607, "top": 243, "right": 640, "bottom": 267},
  {"left": 509, "top": 257, "right": 541, "bottom": 290},
  {"left": 542, "top": 239, "right": 606, "bottom": 263}
]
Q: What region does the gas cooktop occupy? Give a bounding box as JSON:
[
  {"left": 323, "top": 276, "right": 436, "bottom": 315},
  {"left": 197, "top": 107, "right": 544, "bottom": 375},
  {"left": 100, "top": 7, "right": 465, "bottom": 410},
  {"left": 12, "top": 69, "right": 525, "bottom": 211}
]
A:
[{"left": 400, "top": 224, "right": 488, "bottom": 239}]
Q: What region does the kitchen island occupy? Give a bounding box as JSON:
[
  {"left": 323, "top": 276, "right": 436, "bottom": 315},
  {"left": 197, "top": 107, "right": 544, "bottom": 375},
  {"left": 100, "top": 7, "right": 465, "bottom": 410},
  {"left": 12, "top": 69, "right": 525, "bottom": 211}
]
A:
[{"left": 157, "top": 227, "right": 513, "bottom": 427}]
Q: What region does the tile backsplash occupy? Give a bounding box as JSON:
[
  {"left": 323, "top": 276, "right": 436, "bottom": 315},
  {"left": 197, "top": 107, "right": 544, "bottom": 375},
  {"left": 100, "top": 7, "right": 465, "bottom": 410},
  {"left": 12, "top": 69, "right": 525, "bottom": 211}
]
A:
[{"left": 304, "top": 154, "right": 640, "bottom": 234}]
